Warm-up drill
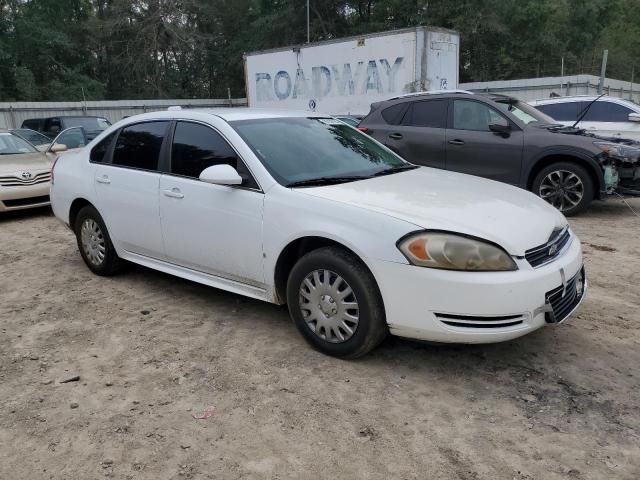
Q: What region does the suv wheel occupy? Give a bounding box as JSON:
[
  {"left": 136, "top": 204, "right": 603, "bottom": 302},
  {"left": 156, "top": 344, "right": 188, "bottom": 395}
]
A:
[
  {"left": 286, "top": 247, "right": 387, "bottom": 358},
  {"left": 74, "top": 205, "right": 124, "bottom": 275},
  {"left": 532, "top": 162, "right": 594, "bottom": 216}
]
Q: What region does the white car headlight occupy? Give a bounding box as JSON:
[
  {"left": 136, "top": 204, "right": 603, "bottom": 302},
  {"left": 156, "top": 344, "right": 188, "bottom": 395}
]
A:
[{"left": 397, "top": 232, "right": 518, "bottom": 271}]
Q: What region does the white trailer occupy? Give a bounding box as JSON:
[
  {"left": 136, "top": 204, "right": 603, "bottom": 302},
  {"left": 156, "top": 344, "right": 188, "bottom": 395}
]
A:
[{"left": 244, "top": 26, "right": 459, "bottom": 115}]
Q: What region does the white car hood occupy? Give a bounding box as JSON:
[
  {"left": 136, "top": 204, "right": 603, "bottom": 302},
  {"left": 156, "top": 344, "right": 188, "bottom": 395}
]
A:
[{"left": 296, "top": 167, "right": 567, "bottom": 256}]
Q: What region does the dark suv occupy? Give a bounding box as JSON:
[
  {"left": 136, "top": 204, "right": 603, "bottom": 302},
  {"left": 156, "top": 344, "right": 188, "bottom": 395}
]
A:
[
  {"left": 21, "top": 116, "right": 111, "bottom": 141},
  {"left": 358, "top": 91, "right": 640, "bottom": 215}
]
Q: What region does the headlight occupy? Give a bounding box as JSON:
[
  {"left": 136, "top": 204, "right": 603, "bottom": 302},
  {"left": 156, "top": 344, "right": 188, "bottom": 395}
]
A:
[
  {"left": 593, "top": 141, "right": 640, "bottom": 159},
  {"left": 397, "top": 232, "right": 517, "bottom": 271}
]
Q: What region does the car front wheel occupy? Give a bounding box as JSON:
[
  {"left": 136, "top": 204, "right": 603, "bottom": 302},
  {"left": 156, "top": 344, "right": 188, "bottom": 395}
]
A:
[
  {"left": 532, "top": 162, "right": 594, "bottom": 216},
  {"left": 74, "top": 205, "right": 123, "bottom": 276},
  {"left": 286, "top": 246, "right": 387, "bottom": 358}
]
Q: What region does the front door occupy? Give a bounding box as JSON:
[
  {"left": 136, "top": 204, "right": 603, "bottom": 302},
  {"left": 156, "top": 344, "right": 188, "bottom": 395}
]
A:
[
  {"left": 93, "top": 120, "right": 169, "bottom": 259},
  {"left": 159, "top": 120, "right": 264, "bottom": 287},
  {"left": 445, "top": 99, "right": 524, "bottom": 185}
]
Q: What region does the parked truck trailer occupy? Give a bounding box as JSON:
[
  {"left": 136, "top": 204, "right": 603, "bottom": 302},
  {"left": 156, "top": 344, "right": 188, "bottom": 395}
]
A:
[{"left": 244, "top": 26, "right": 460, "bottom": 115}]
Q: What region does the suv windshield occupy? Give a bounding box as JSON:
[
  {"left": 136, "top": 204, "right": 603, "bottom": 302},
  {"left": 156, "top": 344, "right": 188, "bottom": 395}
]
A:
[
  {"left": 0, "top": 133, "right": 38, "bottom": 155},
  {"left": 65, "top": 117, "right": 111, "bottom": 131},
  {"left": 494, "top": 99, "right": 556, "bottom": 125},
  {"left": 231, "top": 117, "right": 412, "bottom": 186}
]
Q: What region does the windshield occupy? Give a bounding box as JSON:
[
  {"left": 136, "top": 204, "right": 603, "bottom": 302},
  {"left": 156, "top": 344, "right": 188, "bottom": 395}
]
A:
[
  {"left": 65, "top": 117, "right": 111, "bottom": 131},
  {"left": 231, "top": 117, "right": 409, "bottom": 186},
  {"left": 495, "top": 100, "right": 556, "bottom": 125},
  {"left": 10, "top": 128, "right": 51, "bottom": 146},
  {"left": 0, "top": 133, "right": 38, "bottom": 155}
]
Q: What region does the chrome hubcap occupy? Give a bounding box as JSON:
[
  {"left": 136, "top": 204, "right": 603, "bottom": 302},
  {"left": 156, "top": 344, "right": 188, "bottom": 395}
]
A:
[
  {"left": 539, "top": 170, "right": 584, "bottom": 212},
  {"left": 80, "top": 218, "right": 106, "bottom": 266},
  {"left": 299, "top": 270, "right": 359, "bottom": 343}
]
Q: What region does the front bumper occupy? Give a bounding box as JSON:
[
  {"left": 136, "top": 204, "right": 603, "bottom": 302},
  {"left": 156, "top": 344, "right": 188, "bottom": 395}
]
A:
[
  {"left": 368, "top": 234, "right": 584, "bottom": 343},
  {"left": 0, "top": 183, "right": 51, "bottom": 212}
]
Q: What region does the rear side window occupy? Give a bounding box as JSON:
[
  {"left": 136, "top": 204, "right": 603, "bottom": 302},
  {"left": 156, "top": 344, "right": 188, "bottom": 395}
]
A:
[
  {"left": 90, "top": 131, "right": 116, "bottom": 163},
  {"left": 112, "top": 121, "right": 169, "bottom": 171},
  {"left": 580, "top": 101, "right": 633, "bottom": 122},
  {"left": 536, "top": 102, "right": 579, "bottom": 121},
  {"left": 381, "top": 103, "right": 408, "bottom": 125},
  {"left": 22, "top": 119, "right": 41, "bottom": 130},
  {"left": 171, "top": 121, "right": 258, "bottom": 188},
  {"left": 402, "top": 100, "right": 447, "bottom": 128}
]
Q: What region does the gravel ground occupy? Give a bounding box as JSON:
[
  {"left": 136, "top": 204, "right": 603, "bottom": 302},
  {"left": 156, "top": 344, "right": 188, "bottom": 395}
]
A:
[{"left": 0, "top": 198, "right": 639, "bottom": 480}]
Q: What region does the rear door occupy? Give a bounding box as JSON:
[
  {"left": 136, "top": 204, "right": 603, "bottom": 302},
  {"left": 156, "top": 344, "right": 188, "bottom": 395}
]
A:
[
  {"left": 579, "top": 100, "right": 640, "bottom": 139},
  {"left": 93, "top": 121, "right": 169, "bottom": 259},
  {"left": 445, "top": 99, "right": 524, "bottom": 184},
  {"left": 534, "top": 101, "right": 580, "bottom": 126},
  {"left": 382, "top": 99, "right": 448, "bottom": 169},
  {"left": 159, "top": 120, "right": 264, "bottom": 286}
]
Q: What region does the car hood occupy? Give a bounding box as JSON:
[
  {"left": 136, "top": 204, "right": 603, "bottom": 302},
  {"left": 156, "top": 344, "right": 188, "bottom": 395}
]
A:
[
  {"left": 0, "top": 152, "right": 51, "bottom": 174},
  {"left": 296, "top": 167, "right": 567, "bottom": 256}
]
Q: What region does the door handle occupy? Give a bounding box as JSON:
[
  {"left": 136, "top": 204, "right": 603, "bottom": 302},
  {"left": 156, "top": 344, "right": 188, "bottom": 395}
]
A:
[
  {"left": 389, "top": 133, "right": 403, "bottom": 140},
  {"left": 96, "top": 175, "right": 111, "bottom": 184},
  {"left": 163, "top": 188, "right": 184, "bottom": 199},
  {"left": 448, "top": 139, "right": 465, "bottom": 146}
]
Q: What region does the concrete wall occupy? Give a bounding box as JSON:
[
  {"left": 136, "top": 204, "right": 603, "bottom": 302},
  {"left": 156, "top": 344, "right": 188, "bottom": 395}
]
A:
[
  {"left": 0, "top": 98, "right": 248, "bottom": 129},
  {"left": 460, "top": 75, "right": 640, "bottom": 103}
]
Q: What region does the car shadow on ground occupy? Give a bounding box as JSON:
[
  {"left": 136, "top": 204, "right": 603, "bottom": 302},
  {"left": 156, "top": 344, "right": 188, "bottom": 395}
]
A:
[{"left": 0, "top": 206, "right": 53, "bottom": 223}]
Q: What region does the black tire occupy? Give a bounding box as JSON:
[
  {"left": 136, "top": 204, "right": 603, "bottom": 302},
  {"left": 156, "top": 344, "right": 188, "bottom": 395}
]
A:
[
  {"left": 286, "top": 247, "right": 387, "bottom": 359},
  {"left": 532, "top": 162, "right": 594, "bottom": 216},
  {"left": 74, "top": 205, "right": 124, "bottom": 276}
]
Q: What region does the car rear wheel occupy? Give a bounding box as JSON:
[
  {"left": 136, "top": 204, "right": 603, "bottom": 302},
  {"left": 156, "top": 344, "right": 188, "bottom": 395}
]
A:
[
  {"left": 74, "top": 205, "right": 123, "bottom": 276},
  {"left": 532, "top": 162, "right": 594, "bottom": 216},
  {"left": 286, "top": 247, "right": 387, "bottom": 358}
]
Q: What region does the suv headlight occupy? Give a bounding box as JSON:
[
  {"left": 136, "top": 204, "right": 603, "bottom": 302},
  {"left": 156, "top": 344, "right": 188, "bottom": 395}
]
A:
[
  {"left": 593, "top": 141, "right": 640, "bottom": 160},
  {"left": 397, "top": 232, "right": 517, "bottom": 271}
]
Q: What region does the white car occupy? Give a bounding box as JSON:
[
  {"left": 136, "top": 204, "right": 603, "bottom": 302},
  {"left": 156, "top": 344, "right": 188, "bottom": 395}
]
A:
[
  {"left": 50, "top": 109, "right": 586, "bottom": 358},
  {"left": 530, "top": 95, "right": 640, "bottom": 141}
]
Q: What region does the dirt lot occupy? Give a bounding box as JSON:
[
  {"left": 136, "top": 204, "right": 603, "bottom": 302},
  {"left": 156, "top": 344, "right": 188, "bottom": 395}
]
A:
[{"left": 0, "top": 198, "right": 639, "bottom": 480}]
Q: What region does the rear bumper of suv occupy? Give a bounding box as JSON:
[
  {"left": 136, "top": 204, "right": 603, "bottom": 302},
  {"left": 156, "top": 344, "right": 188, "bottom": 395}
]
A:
[{"left": 368, "top": 235, "right": 584, "bottom": 344}]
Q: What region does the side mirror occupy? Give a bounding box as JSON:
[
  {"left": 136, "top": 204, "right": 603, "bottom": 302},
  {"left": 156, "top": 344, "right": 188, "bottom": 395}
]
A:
[
  {"left": 199, "top": 164, "right": 242, "bottom": 186},
  {"left": 489, "top": 122, "right": 511, "bottom": 135},
  {"left": 50, "top": 143, "right": 67, "bottom": 153},
  {"left": 628, "top": 113, "right": 640, "bottom": 122}
]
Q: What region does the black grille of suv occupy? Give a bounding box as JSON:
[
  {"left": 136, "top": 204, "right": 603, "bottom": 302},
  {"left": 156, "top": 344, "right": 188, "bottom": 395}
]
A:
[
  {"left": 525, "top": 227, "right": 571, "bottom": 268},
  {"left": 545, "top": 268, "right": 585, "bottom": 323}
]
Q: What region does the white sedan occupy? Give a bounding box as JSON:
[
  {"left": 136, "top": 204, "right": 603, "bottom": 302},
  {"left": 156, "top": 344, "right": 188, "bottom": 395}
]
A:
[{"left": 50, "top": 109, "right": 586, "bottom": 358}]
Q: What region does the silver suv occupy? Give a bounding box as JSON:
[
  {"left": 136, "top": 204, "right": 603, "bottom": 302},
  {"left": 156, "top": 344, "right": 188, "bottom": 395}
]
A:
[{"left": 358, "top": 91, "right": 640, "bottom": 215}]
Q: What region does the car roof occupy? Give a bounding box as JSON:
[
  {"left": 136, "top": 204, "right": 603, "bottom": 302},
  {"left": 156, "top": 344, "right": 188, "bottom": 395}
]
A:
[
  {"left": 530, "top": 95, "right": 638, "bottom": 107},
  {"left": 115, "top": 108, "right": 330, "bottom": 125}
]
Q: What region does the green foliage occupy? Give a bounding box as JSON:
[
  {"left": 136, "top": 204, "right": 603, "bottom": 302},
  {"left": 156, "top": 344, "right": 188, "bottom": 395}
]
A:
[{"left": 0, "top": 0, "right": 637, "bottom": 101}]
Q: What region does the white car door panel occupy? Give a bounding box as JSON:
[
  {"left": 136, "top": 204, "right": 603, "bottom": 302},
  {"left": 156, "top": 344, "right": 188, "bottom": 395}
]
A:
[
  {"left": 159, "top": 176, "right": 264, "bottom": 285},
  {"left": 94, "top": 120, "right": 169, "bottom": 259},
  {"left": 95, "top": 166, "right": 164, "bottom": 258},
  {"left": 159, "top": 120, "right": 264, "bottom": 286}
]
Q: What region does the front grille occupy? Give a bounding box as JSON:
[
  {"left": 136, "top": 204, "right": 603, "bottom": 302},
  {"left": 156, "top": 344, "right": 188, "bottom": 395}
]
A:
[
  {"left": 525, "top": 227, "right": 571, "bottom": 268},
  {"left": 0, "top": 172, "right": 51, "bottom": 187},
  {"left": 2, "top": 195, "right": 50, "bottom": 207},
  {"left": 545, "top": 268, "right": 585, "bottom": 323},
  {"left": 435, "top": 313, "right": 525, "bottom": 329}
]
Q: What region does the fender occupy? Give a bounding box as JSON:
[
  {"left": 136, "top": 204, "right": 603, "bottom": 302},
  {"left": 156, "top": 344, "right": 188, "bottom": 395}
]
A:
[{"left": 522, "top": 147, "right": 605, "bottom": 193}]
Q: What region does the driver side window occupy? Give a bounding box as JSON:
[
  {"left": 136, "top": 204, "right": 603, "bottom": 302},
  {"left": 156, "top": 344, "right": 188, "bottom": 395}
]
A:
[
  {"left": 170, "top": 121, "right": 259, "bottom": 189},
  {"left": 54, "top": 127, "right": 86, "bottom": 150},
  {"left": 453, "top": 100, "right": 506, "bottom": 131}
]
